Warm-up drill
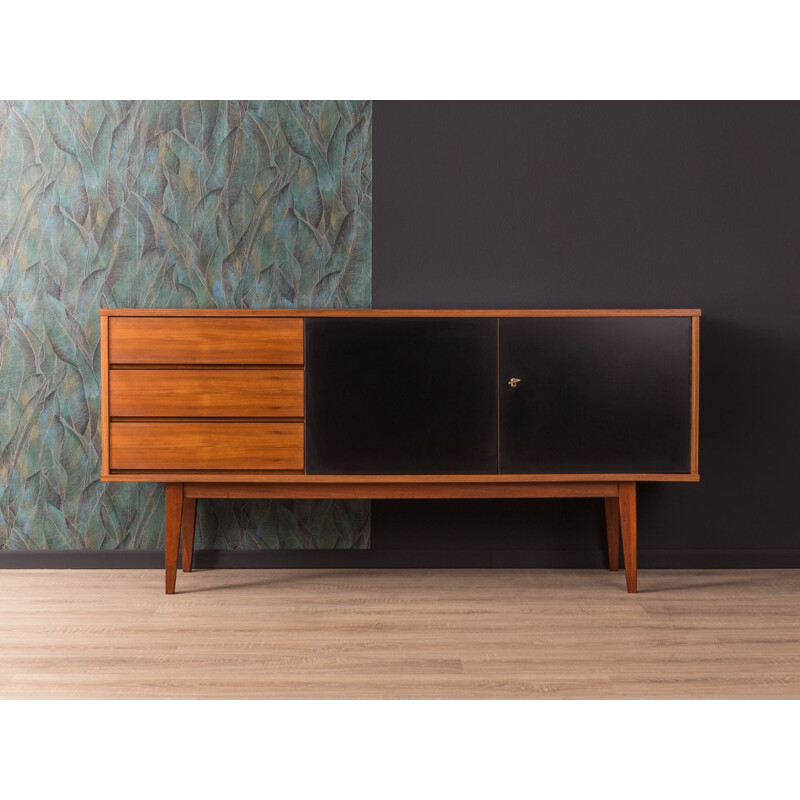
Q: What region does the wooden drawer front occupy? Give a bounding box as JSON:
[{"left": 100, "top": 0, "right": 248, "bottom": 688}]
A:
[
  {"left": 110, "top": 422, "right": 304, "bottom": 471},
  {"left": 109, "top": 370, "right": 304, "bottom": 418},
  {"left": 108, "top": 318, "right": 303, "bottom": 365}
]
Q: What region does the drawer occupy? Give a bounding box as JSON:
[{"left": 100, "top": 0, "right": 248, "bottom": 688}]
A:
[
  {"left": 109, "top": 370, "right": 304, "bottom": 418},
  {"left": 110, "top": 422, "right": 304, "bottom": 471},
  {"left": 108, "top": 317, "right": 303, "bottom": 365}
]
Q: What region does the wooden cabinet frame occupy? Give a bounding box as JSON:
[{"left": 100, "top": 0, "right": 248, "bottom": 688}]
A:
[{"left": 100, "top": 308, "right": 701, "bottom": 594}]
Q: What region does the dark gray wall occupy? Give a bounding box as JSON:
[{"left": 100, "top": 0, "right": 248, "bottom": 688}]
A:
[{"left": 372, "top": 101, "right": 800, "bottom": 567}]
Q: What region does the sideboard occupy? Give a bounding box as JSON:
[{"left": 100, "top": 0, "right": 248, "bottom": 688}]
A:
[{"left": 99, "top": 309, "right": 700, "bottom": 594}]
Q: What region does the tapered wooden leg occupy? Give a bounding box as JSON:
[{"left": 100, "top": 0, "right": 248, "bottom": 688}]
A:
[
  {"left": 604, "top": 496, "right": 620, "bottom": 571},
  {"left": 165, "top": 483, "right": 184, "bottom": 594},
  {"left": 618, "top": 482, "right": 637, "bottom": 593},
  {"left": 181, "top": 497, "right": 197, "bottom": 573}
]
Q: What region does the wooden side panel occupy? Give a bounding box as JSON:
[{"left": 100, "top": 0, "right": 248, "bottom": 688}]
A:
[
  {"left": 691, "top": 315, "right": 700, "bottom": 475},
  {"left": 108, "top": 318, "right": 304, "bottom": 364},
  {"left": 109, "top": 370, "right": 304, "bottom": 418},
  {"left": 100, "top": 315, "right": 110, "bottom": 476},
  {"left": 110, "top": 422, "right": 304, "bottom": 471}
]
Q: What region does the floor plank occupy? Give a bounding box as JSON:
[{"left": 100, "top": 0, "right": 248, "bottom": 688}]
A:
[{"left": 0, "top": 569, "right": 798, "bottom": 698}]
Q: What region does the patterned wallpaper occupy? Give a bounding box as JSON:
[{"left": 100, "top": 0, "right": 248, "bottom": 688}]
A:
[{"left": 0, "top": 100, "right": 371, "bottom": 551}]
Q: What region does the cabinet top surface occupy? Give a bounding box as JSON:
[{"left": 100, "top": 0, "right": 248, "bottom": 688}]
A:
[{"left": 100, "top": 308, "right": 702, "bottom": 317}]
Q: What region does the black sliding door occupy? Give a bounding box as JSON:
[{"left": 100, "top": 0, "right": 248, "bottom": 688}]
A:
[
  {"left": 305, "top": 318, "right": 497, "bottom": 474},
  {"left": 499, "top": 317, "right": 692, "bottom": 474}
]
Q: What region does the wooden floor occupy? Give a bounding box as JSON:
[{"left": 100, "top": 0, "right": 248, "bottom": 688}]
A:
[{"left": 1, "top": 569, "right": 798, "bottom": 699}]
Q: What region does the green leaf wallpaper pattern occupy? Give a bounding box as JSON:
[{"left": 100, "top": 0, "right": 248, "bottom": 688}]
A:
[{"left": 0, "top": 100, "right": 371, "bottom": 551}]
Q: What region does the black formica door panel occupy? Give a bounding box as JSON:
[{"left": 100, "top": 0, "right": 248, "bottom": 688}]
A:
[
  {"left": 499, "top": 317, "right": 692, "bottom": 474},
  {"left": 305, "top": 318, "right": 497, "bottom": 474}
]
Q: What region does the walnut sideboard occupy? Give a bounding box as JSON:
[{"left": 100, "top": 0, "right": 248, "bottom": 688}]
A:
[{"left": 99, "top": 308, "right": 700, "bottom": 594}]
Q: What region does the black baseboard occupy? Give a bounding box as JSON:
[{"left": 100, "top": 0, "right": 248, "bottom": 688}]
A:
[{"left": 2, "top": 549, "right": 800, "bottom": 569}]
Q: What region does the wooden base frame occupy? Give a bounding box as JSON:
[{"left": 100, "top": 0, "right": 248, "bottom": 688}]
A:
[{"left": 164, "top": 481, "right": 639, "bottom": 595}]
